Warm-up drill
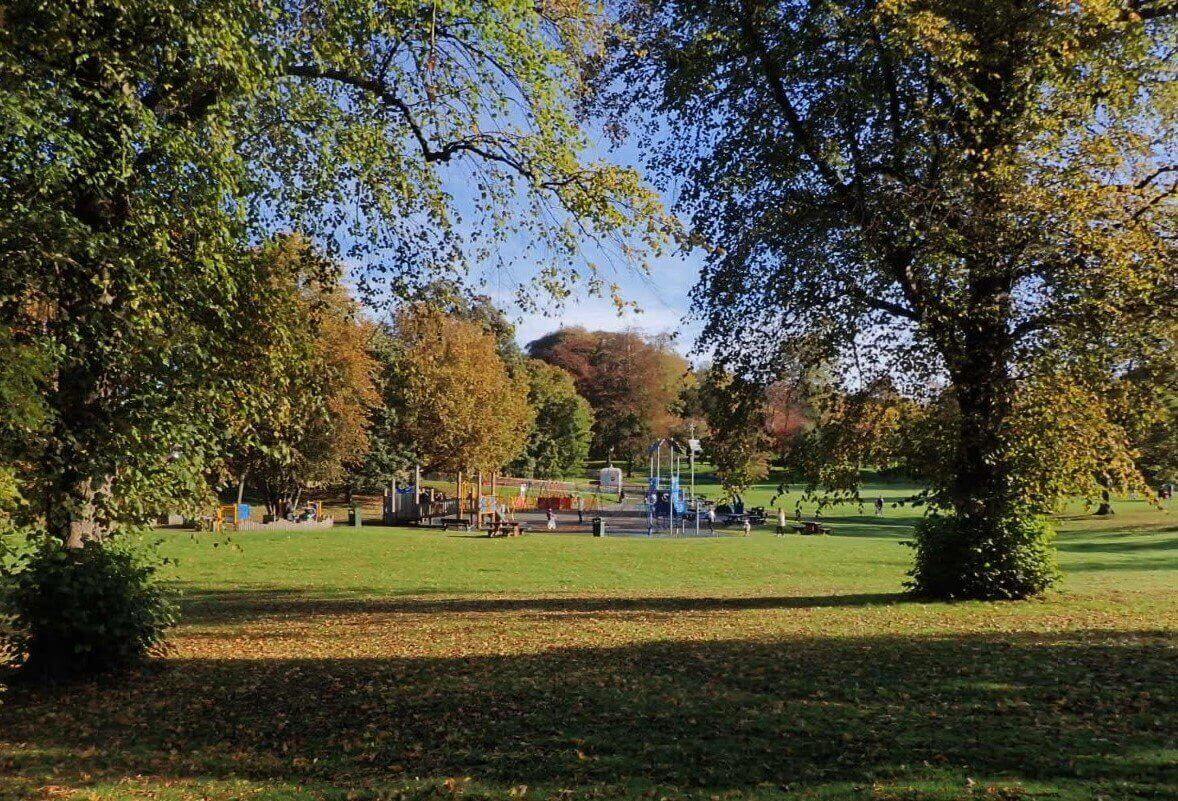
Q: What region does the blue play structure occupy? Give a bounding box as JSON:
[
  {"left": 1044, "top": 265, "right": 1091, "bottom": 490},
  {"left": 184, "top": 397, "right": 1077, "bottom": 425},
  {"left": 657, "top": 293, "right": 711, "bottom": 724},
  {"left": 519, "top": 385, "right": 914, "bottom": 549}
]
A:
[
  {"left": 648, "top": 474, "right": 686, "bottom": 517},
  {"left": 646, "top": 439, "right": 691, "bottom": 533}
]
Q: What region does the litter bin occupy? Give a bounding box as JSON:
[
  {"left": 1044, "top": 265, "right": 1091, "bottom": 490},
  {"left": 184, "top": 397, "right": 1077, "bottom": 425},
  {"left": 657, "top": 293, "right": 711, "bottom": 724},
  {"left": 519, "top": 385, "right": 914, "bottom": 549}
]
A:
[
  {"left": 349, "top": 505, "right": 363, "bottom": 528},
  {"left": 592, "top": 517, "right": 605, "bottom": 537}
]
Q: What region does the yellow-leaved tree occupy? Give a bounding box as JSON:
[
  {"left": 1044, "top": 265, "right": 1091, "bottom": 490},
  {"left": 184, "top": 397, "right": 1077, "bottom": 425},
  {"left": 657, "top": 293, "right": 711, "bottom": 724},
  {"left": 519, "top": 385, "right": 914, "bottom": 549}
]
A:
[{"left": 386, "top": 306, "right": 534, "bottom": 476}]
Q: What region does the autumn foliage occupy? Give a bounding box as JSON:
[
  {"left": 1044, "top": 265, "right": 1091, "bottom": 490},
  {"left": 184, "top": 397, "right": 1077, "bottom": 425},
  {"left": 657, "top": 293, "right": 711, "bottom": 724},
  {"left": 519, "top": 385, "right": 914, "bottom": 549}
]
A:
[
  {"left": 386, "top": 306, "right": 534, "bottom": 476},
  {"left": 528, "top": 327, "right": 690, "bottom": 465}
]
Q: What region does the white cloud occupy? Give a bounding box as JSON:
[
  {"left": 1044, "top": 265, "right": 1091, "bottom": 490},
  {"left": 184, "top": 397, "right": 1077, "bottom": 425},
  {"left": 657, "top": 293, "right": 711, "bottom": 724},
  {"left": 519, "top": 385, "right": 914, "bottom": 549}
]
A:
[{"left": 510, "top": 296, "right": 701, "bottom": 354}]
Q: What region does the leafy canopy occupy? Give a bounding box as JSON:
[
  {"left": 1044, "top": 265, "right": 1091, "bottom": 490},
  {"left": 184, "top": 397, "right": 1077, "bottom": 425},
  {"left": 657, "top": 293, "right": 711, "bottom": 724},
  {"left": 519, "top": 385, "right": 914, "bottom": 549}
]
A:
[
  {"left": 511, "top": 360, "right": 595, "bottom": 478},
  {"left": 601, "top": 0, "right": 1175, "bottom": 516}
]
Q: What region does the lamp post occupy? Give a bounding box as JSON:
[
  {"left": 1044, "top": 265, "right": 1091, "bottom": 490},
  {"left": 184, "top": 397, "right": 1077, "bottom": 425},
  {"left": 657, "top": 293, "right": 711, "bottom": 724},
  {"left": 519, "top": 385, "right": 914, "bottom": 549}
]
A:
[{"left": 688, "top": 423, "right": 701, "bottom": 535}]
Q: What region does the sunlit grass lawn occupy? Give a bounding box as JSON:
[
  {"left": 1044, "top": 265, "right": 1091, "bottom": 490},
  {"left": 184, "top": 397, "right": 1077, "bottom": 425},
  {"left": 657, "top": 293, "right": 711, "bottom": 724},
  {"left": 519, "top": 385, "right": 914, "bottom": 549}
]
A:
[{"left": 1, "top": 489, "right": 1174, "bottom": 801}]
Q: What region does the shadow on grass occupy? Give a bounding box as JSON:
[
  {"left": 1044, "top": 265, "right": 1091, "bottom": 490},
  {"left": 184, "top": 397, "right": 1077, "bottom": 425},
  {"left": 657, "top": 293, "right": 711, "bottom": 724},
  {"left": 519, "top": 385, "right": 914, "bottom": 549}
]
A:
[
  {"left": 1057, "top": 531, "right": 1177, "bottom": 555},
  {"left": 1, "top": 629, "right": 1173, "bottom": 797},
  {"left": 173, "top": 588, "right": 912, "bottom": 625},
  {"left": 1062, "top": 558, "right": 1177, "bottom": 573},
  {"left": 821, "top": 516, "right": 921, "bottom": 538}
]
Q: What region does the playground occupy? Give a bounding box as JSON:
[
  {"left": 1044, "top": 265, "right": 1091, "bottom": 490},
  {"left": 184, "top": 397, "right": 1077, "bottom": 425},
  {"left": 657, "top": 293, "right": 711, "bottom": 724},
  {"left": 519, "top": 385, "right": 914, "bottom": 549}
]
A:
[{"left": 310, "top": 440, "right": 751, "bottom": 538}]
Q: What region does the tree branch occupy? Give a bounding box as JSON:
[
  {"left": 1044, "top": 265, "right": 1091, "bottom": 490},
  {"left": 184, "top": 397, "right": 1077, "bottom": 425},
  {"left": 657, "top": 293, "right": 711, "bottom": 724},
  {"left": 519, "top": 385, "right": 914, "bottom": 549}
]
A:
[
  {"left": 1134, "top": 164, "right": 1176, "bottom": 189},
  {"left": 863, "top": 295, "right": 919, "bottom": 321},
  {"left": 284, "top": 64, "right": 444, "bottom": 164},
  {"left": 736, "top": 0, "right": 848, "bottom": 193},
  {"left": 283, "top": 63, "right": 587, "bottom": 191}
]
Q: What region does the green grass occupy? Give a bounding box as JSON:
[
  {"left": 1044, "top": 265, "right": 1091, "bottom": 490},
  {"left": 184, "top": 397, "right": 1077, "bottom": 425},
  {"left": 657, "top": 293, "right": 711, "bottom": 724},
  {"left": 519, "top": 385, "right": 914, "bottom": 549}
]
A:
[{"left": 1, "top": 488, "right": 1174, "bottom": 801}]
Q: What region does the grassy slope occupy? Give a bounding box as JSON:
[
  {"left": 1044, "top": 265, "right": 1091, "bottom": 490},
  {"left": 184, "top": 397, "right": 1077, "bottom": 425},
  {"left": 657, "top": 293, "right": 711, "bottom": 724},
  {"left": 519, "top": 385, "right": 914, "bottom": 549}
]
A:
[{"left": 1, "top": 487, "right": 1174, "bottom": 801}]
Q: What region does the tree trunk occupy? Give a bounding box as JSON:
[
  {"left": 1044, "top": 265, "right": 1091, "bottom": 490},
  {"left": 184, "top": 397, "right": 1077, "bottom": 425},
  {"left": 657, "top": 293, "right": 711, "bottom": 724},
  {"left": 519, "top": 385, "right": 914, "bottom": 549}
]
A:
[
  {"left": 949, "top": 367, "right": 1014, "bottom": 523},
  {"left": 45, "top": 70, "right": 130, "bottom": 547},
  {"left": 1096, "top": 489, "right": 1113, "bottom": 516},
  {"left": 51, "top": 474, "right": 114, "bottom": 548},
  {"left": 46, "top": 353, "right": 116, "bottom": 547},
  {"left": 911, "top": 301, "right": 1059, "bottom": 598},
  {"left": 942, "top": 285, "right": 1018, "bottom": 525}
]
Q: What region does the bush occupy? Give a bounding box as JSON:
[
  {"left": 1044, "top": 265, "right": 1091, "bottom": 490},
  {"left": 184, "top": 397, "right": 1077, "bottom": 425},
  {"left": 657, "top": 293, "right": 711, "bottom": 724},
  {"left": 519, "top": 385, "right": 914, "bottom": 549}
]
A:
[
  {"left": 906, "top": 513, "right": 1059, "bottom": 600},
  {"left": 1, "top": 536, "right": 177, "bottom": 677}
]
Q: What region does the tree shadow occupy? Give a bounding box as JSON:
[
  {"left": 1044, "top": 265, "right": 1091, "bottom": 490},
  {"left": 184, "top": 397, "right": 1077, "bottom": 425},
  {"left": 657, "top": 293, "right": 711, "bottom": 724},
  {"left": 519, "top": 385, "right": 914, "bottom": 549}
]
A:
[
  {"left": 1057, "top": 533, "right": 1177, "bottom": 555},
  {"left": 2, "top": 629, "right": 1173, "bottom": 797},
  {"left": 173, "top": 588, "right": 912, "bottom": 625},
  {"left": 816, "top": 516, "right": 921, "bottom": 538},
  {"left": 1062, "top": 558, "right": 1176, "bottom": 573}
]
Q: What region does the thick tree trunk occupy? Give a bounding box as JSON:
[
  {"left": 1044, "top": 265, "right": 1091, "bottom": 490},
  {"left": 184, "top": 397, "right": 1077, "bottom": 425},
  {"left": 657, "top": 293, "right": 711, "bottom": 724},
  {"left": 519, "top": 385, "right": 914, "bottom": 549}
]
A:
[
  {"left": 912, "top": 295, "right": 1058, "bottom": 598},
  {"left": 46, "top": 348, "right": 116, "bottom": 547},
  {"left": 948, "top": 358, "right": 1014, "bottom": 522},
  {"left": 1096, "top": 489, "right": 1113, "bottom": 516},
  {"left": 941, "top": 273, "right": 1019, "bottom": 526},
  {"left": 46, "top": 70, "right": 129, "bottom": 547},
  {"left": 50, "top": 474, "right": 114, "bottom": 548}
]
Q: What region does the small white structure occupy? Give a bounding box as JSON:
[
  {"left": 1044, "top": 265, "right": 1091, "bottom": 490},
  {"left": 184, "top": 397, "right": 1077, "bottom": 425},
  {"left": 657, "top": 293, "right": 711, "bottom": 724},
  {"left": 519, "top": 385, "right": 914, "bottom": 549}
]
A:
[{"left": 599, "top": 466, "right": 623, "bottom": 492}]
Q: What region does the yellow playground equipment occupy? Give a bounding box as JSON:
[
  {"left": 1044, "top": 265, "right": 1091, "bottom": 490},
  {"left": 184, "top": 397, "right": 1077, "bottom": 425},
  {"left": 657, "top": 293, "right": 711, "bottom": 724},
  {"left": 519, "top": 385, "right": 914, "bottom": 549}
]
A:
[{"left": 213, "top": 504, "right": 239, "bottom": 532}]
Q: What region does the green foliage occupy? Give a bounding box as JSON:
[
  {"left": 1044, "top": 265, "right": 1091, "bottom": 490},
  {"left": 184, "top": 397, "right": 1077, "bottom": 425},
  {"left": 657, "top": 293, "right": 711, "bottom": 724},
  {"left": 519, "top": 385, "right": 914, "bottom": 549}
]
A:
[
  {"left": 783, "top": 378, "right": 916, "bottom": 501},
  {"left": 0, "top": 0, "right": 667, "bottom": 544},
  {"left": 230, "top": 237, "right": 380, "bottom": 512},
  {"left": 0, "top": 327, "right": 50, "bottom": 437},
  {"left": 347, "top": 325, "right": 420, "bottom": 493},
  {"left": 1, "top": 535, "right": 177, "bottom": 676},
  {"left": 688, "top": 365, "right": 771, "bottom": 497},
  {"left": 511, "top": 360, "right": 595, "bottom": 478},
  {"left": 0, "top": 0, "right": 273, "bottom": 540},
  {"left": 1004, "top": 373, "right": 1151, "bottom": 512},
  {"left": 907, "top": 514, "right": 1059, "bottom": 601}
]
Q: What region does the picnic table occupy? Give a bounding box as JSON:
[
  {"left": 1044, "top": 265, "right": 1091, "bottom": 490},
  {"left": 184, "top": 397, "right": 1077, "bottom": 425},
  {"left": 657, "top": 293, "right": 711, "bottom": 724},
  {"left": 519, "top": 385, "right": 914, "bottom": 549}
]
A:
[
  {"left": 790, "top": 520, "right": 832, "bottom": 535},
  {"left": 486, "top": 521, "right": 525, "bottom": 538}
]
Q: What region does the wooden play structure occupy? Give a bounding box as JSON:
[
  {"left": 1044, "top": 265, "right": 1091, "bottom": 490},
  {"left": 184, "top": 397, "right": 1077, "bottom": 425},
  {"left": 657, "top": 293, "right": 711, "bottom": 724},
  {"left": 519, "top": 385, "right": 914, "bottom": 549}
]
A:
[{"left": 429, "top": 470, "right": 527, "bottom": 536}]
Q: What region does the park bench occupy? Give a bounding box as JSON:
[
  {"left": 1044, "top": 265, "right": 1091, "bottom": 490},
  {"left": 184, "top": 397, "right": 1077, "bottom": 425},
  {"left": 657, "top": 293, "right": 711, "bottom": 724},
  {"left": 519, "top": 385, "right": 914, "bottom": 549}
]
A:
[{"left": 790, "top": 521, "right": 832, "bottom": 535}]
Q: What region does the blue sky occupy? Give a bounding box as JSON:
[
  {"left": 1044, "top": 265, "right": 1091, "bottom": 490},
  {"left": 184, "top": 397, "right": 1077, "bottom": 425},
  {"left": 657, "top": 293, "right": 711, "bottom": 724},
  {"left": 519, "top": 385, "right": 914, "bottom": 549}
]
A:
[
  {"left": 482, "top": 247, "right": 704, "bottom": 354},
  {"left": 470, "top": 139, "right": 706, "bottom": 355}
]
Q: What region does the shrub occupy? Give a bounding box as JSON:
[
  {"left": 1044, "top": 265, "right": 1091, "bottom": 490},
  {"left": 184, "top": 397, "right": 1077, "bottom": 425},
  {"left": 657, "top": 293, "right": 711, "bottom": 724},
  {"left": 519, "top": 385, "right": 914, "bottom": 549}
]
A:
[
  {"left": 1, "top": 535, "right": 177, "bottom": 677},
  {"left": 906, "top": 513, "right": 1059, "bottom": 600}
]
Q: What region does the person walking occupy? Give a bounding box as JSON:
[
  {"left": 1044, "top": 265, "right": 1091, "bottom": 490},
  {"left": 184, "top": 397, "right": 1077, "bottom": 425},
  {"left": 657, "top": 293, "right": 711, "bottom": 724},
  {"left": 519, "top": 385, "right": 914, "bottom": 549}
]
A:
[
  {"left": 742, "top": 516, "right": 752, "bottom": 536},
  {"left": 707, "top": 505, "right": 716, "bottom": 531},
  {"left": 777, "top": 506, "right": 787, "bottom": 536},
  {"left": 875, "top": 497, "right": 885, "bottom": 516},
  {"left": 546, "top": 507, "right": 557, "bottom": 531},
  {"left": 576, "top": 494, "right": 585, "bottom": 524}
]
